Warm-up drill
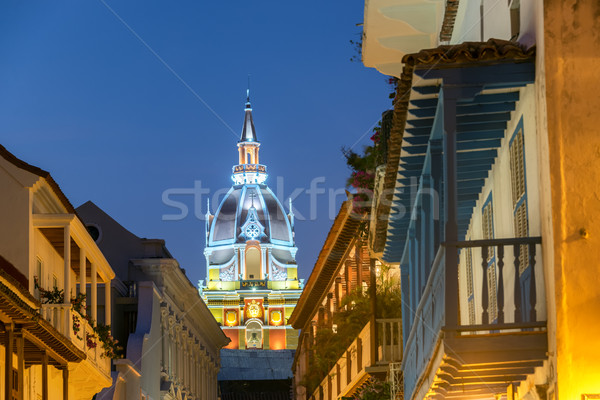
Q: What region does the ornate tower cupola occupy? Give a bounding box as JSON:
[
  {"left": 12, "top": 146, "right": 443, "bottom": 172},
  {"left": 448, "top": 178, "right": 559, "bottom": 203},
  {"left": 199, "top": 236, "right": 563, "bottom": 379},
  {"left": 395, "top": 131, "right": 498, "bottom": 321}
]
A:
[
  {"left": 202, "top": 90, "right": 302, "bottom": 352},
  {"left": 232, "top": 90, "right": 268, "bottom": 185}
]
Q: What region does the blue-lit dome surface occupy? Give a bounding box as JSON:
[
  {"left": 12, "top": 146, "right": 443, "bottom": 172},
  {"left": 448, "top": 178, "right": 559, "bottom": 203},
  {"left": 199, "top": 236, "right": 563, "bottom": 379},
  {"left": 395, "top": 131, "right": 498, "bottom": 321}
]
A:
[{"left": 208, "top": 184, "right": 294, "bottom": 247}]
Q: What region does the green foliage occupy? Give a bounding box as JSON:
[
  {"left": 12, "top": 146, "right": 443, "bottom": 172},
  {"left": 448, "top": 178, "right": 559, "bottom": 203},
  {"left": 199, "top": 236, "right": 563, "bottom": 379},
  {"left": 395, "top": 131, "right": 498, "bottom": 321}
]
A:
[
  {"left": 300, "top": 266, "right": 401, "bottom": 395},
  {"left": 34, "top": 278, "right": 123, "bottom": 359},
  {"left": 342, "top": 121, "right": 388, "bottom": 215},
  {"left": 94, "top": 322, "right": 123, "bottom": 359},
  {"left": 34, "top": 277, "right": 65, "bottom": 304},
  {"left": 352, "top": 377, "right": 391, "bottom": 400}
]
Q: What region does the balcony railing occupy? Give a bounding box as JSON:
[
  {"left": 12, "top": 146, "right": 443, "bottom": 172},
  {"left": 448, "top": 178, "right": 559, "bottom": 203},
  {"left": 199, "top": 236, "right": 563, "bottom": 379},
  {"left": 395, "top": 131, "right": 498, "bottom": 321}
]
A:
[
  {"left": 232, "top": 164, "right": 267, "bottom": 174},
  {"left": 40, "top": 304, "right": 111, "bottom": 377},
  {"left": 402, "top": 237, "right": 546, "bottom": 399},
  {"left": 377, "top": 318, "right": 402, "bottom": 364}
]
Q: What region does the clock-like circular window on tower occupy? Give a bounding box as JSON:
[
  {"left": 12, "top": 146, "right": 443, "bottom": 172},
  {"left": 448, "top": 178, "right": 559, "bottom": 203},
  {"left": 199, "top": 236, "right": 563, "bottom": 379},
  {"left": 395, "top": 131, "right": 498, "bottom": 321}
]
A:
[{"left": 86, "top": 224, "right": 101, "bottom": 243}]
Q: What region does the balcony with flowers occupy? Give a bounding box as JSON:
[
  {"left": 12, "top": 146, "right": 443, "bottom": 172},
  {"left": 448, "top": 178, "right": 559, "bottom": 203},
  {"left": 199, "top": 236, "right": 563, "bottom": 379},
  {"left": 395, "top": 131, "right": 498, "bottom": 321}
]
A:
[{"left": 32, "top": 212, "right": 117, "bottom": 395}]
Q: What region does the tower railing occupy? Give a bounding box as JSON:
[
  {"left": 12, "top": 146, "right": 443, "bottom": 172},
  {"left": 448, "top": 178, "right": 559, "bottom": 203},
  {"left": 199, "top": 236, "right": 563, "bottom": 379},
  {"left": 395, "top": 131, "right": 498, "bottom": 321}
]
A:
[{"left": 232, "top": 164, "right": 267, "bottom": 174}]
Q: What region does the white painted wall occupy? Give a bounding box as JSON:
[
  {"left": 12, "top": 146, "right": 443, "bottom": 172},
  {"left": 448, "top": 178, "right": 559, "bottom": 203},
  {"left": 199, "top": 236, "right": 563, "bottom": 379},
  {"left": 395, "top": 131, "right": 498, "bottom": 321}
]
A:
[
  {"left": 138, "top": 282, "right": 162, "bottom": 400},
  {"left": 451, "top": 0, "right": 538, "bottom": 45},
  {"left": 33, "top": 229, "right": 74, "bottom": 296},
  {"left": 458, "top": 84, "right": 547, "bottom": 325},
  {"left": 0, "top": 157, "right": 35, "bottom": 277}
]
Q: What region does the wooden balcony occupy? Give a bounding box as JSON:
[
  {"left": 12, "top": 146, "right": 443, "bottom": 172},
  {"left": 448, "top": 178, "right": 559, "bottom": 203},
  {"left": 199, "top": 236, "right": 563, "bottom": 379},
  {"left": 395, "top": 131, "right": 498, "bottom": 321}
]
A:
[
  {"left": 311, "top": 318, "right": 402, "bottom": 400},
  {"left": 402, "top": 238, "right": 547, "bottom": 400}
]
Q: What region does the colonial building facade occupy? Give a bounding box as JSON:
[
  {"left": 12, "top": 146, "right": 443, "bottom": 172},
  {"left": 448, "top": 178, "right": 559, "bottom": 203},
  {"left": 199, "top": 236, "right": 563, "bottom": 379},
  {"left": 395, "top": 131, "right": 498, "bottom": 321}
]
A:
[
  {"left": 361, "top": 0, "right": 600, "bottom": 398},
  {"left": 290, "top": 199, "right": 402, "bottom": 400},
  {"left": 0, "top": 145, "right": 115, "bottom": 400},
  {"left": 200, "top": 93, "right": 303, "bottom": 351},
  {"left": 78, "top": 201, "right": 229, "bottom": 400}
]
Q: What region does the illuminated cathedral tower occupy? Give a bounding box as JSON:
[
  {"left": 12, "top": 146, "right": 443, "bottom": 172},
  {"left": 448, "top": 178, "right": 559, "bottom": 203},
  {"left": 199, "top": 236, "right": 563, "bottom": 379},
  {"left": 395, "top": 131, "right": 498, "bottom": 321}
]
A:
[{"left": 201, "top": 91, "right": 303, "bottom": 350}]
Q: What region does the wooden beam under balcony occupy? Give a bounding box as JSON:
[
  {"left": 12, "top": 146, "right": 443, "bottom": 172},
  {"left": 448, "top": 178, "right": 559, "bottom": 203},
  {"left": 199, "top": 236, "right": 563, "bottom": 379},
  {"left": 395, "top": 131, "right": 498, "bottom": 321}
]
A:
[{"left": 418, "top": 330, "right": 548, "bottom": 399}]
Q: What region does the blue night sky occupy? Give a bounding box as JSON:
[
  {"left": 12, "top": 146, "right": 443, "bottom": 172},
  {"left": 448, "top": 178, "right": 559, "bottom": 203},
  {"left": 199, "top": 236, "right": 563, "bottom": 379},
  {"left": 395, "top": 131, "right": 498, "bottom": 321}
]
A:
[{"left": 0, "top": 1, "right": 392, "bottom": 285}]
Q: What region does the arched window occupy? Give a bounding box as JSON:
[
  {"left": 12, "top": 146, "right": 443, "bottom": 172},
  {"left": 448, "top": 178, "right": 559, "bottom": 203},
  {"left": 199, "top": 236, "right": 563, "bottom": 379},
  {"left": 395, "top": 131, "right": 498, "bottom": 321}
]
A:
[
  {"left": 245, "top": 246, "right": 261, "bottom": 279},
  {"left": 246, "top": 152, "right": 253, "bottom": 164},
  {"left": 246, "top": 320, "right": 263, "bottom": 349}
]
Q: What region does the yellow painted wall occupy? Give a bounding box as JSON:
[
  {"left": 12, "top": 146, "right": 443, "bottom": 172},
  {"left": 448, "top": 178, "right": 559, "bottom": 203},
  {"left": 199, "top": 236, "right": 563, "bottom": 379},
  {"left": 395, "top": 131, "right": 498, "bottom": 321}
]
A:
[
  {"left": 544, "top": 0, "right": 600, "bottom": 397},
  {"left": 284, "top": 306, "right": 296, "bottom": 321},
  {"left": 210, "top": 308, "right": 222, "bottom": 324},
  {"left": 286, "top": 328, "right": 299, "bottom": 349},
  {"left": 263, "top": 328, "right": 270, "bottom": 349}
]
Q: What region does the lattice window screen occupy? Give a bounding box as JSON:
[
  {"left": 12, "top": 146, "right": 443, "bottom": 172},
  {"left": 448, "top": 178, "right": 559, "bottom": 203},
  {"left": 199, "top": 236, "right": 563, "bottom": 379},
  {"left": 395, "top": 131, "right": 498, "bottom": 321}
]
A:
[
  {"left": 510, "top": 129, "right": 526, "bottom": 205},
  {"left": 510, "top": 129, "right": 529, "bottom": 274},
  {"left": 514, "top": 202, "right": 529, "bottom": 274},
  {"left": 482, "top": 200, "right": 497, "bottom": 322}
]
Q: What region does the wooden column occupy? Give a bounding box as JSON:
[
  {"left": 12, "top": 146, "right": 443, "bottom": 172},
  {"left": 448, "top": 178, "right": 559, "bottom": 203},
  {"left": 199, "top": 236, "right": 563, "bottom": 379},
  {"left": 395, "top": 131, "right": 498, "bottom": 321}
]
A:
[
  {"left": 443, "top": 90, "right": 459, "bottom": 329},
  {"left": 16, "top": 328, "right": 24, "bottom": 400},
  {"left": 346, "top": 349, "right": 351, "bottom": 384},
  {"left": 400, "top": 267, "right": 410, "bottom": 346},
  {"left": 303, "top": 333, "right": 310, "bottom": 377},
  {"left": 334, "top": 277, "right": 342, "bottom": 310},
  {"left": 369, "top": 258, "right": 378, "bottom": 364},
  {"left": 430, "top": 140, "right": 443, "bottom": 254},
  {"left": 42, "top": 351, "right": 49, "bottom": 400},
  {"left": 64, "top": 225, "right": 71, "bottom": 335},
  {"left": 104, "top": 280, "right": 111, "bottom": 326},
  {"left": 62, "top": 367, "right": 69, "bottom": 400},
  {"left": 355, "top": 251, "right": 362, "bottom": 291},
  {"left": 497, "top": 245, "right": 505, "bottom": 323},
  {"left": 317, "top": 307, "right": 325, "bottom": 328},
  {"left": 91, "top": 262, "right": 97, "bottom": 322},
  {"left": 64, "top": 225, "right": 71, "bottom": 304},
  {"left": 344, "top": 261, "right": 351, "bottom": 296},
  {"left": 408, "top": 230, "right": 417, "bottom": 316},
  {"left": 481, "top": 246, "right": 490, "bottom": 324},
  {"left": 4, "top": 323, "right": 14, "bottom": 400},
  {"left": 529, "top": 244, "right": 538, "bottom": 322},
  {"left": 326, "top": 293, "right": 333, "bottom": 328},
  {"left": 79, "top": 248, "right": 86, "bottom": 314}
]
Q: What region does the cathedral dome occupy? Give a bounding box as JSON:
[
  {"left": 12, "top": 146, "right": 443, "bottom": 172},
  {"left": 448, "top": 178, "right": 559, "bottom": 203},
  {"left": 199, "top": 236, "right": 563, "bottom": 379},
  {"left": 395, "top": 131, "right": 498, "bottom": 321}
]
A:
[
  {"left": 208, "top": 184, "right": 294, "bottom": 247},
  {"left": 201, "top": 91, "right": 302, "bottom": 351}
]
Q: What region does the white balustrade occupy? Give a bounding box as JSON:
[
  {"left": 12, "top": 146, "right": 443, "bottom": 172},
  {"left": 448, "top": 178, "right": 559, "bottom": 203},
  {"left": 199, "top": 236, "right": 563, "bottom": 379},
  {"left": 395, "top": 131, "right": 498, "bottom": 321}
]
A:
[
  {"left": 40, "top": 304, "right": 112, "bottom": 378},
  {"left": 376, "top": 318, "right": 403, "bottom": 364}
]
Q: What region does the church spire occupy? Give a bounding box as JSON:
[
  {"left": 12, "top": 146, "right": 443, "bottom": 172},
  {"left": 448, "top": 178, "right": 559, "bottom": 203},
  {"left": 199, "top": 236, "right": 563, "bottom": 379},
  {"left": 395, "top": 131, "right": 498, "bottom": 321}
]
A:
[
  {"left": 240, "top": 89, "right": 258, "bottom": 142},
  {"left": 233, "top": 90, "right": 267, "bottom": 185}
]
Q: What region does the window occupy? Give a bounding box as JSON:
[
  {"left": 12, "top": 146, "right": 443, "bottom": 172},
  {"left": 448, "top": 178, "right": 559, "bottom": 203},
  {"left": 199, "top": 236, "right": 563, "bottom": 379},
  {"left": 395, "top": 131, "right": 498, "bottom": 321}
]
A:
[
  {"left": 35, "top": 257, "right": 43, "bottom": 299},
  {"left": 509, "top": 127, "right": 529, "bottom": 274},
  {"left": 509, "top": 0, "right": 521, "bottom": 40},
  {"left": 86, "top": 224, "right": 101, "bottom": 243},
  {"left": 245, "top": 246, "right": 261, "bottom": 280},
  {"left": 125, "top": 311, "right": 137, "bottom": 333},
  {"left": 246, "top": 321, "right": 263, "bottom": 349},
  {"left": 482, "top": 196, "right": 498, "bottom": 322}
]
